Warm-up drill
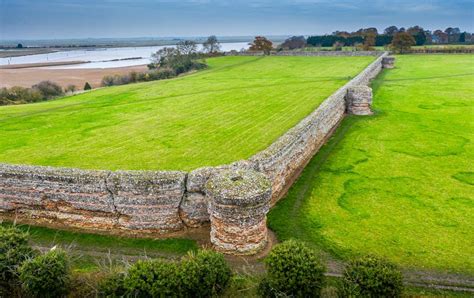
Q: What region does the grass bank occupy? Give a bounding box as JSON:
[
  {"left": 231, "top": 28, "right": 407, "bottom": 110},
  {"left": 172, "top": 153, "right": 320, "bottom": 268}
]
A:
[
  {"left": 268, "top": 54, "right": 474, "bottom": 275},
  {"left": 0, "top": 56, "right": 373, "bottom": 171},
  {"left": 0, "top": 222, "right": 198, "bottom": 271}
]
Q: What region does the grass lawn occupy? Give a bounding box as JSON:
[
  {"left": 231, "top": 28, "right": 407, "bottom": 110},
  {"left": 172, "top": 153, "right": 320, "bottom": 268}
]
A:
[
  {"left": 0, "top": 56, "right": 373, "bottom": 171},
  {"left": 268, "top": 54, "right": 474, "bottom": 274}
]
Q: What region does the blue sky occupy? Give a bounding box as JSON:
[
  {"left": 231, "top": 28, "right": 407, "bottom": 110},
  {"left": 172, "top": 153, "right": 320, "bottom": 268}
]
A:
[{"left": 1, "top": 0, "right": 473, "bottom": 40}]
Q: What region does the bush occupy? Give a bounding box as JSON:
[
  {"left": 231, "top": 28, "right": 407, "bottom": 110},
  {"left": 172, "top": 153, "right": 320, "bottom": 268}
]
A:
[
  {"left": 65, "top": 84, "right": 77, "bottom": 93},
  {"left": 123, "top": 259, "right": 181, "bottom": 297},
  {"left": 180, "top": 250, "right": 232, "bottom": 297},
  {"left": 259, "top": 240, "right": 326, "bottom": 297},
  {"left": 19, "top": 248, "right": 70, "bottom": 297},
  {"left": 84, "top": 82, "right": 92, "bottom": 90},
  {"left": 32, "top": 80, "right": 64, "bottom": 99},
  {"left": 97, "top": 272, "right": 127, "bottom": 297},
  {"left": 0, "top": 226, "right": 36, "bottom": 287},
  {"left": 339, "top": 255, "right": 403, "bottom": 297},
  {"left": 0, "top": 86, "right": 44, "bottom": 105}
]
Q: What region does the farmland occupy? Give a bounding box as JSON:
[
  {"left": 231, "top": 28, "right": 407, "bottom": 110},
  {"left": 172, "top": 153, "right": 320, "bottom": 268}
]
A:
[
  {"left": 0, "top": 56, "right": 373, "bottom": 171},
  {"left": 268, "top": 54, "right": 474, "bottom": 274}
]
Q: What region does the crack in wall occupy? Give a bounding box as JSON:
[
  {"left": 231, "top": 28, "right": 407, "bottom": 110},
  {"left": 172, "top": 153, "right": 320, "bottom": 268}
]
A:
[{"left": 104, "top": 171, "right": 121, "bottom": 227}]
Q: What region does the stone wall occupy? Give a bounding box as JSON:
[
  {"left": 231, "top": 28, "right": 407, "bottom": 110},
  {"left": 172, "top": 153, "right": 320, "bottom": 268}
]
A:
[
  {"left": 225, "top": 50, "right": 381, "bottom": 57},
  {"left": 0, "top": 164, "right": 186, "bottom": 234},
  {"left": 0, "top": 52, "right": 388, "bottom": 239}
]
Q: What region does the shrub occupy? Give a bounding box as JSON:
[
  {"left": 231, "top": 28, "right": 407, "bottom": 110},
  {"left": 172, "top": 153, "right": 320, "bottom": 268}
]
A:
[
  {"left": 147, "top": 68, "right": 176, "bottom": 81},
  {"left": 180, "top": 250, "right": 232, "bottom": 297},
  {"left": 0, "top": 86, "right": 44, "bottom": 105},
  {"left": 65, "top": 84, "right": 77, "bottom": 93},
  {"left": 19, "top": 248, "right": 70, "bottom": 297},
  {"left": 97, "top": 272, "right": 127, "bottom": 297},
  {"left": 32, "top": 80, "right": 64, "bottom": 99},
  {"left": 0, "top": 226, "right": 36, "bottom": 287},
  {"left": 259, "top": 240, "right": 326, "bottom": 297},
  {"left": 123, "top": 259, "right": 181, "bottom": 297},
  {"left": 84, "top": 82, "right": 92, "bottom": 90},
  {"left": 339, "top": 255, "right": 403, "bottom": 297}
]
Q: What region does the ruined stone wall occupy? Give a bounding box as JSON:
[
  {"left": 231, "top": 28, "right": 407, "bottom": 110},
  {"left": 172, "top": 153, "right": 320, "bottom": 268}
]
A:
[
  {"left": 225, "top": 50, "right": 381, "bottom": 57},
  {"left": 0, "top": 52, "right": 388, "bottom": 235},
  {"left": 0, "top": 164, "right": 186, "bottom": 234}
]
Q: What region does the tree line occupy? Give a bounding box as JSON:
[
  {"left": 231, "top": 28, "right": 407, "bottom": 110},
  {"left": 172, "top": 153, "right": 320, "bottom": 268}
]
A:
[{"left": 307, "top": 26, "right": 472, "bottom": 48}]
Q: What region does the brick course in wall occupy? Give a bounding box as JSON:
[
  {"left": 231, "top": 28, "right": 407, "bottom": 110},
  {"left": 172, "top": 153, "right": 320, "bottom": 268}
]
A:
[{"left": 0, "top": 52, "right": 388, "bottom": 239}]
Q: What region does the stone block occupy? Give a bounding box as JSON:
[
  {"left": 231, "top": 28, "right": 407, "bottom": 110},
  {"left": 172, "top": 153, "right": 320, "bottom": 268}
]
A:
[{"left": 179, "top": 192, "right": 210, "bottom": 228}]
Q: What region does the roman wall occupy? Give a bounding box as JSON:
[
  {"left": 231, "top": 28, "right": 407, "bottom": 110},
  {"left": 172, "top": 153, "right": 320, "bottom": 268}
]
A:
[{"left": 0, "top": 52, "right": 390, "bottom": 253}]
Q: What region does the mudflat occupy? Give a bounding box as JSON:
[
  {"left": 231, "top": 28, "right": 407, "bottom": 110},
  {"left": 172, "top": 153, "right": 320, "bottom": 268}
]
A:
[{"left": 0, "top": 64, "right": 148, "bottom": 88}]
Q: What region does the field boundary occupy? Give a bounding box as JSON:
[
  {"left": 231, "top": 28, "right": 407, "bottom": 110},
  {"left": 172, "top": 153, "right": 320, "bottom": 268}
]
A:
[
  {"left": 0, "top": 52, "right": 388, "bottom": 235},
  {"left": 226, "top": 50, "right": 382, "bottom": 56}
]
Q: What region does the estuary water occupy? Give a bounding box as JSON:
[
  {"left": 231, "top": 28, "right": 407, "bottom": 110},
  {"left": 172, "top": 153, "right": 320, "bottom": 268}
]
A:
[{"left": 0, "top": 42, "right": 249, "bottom": 69}]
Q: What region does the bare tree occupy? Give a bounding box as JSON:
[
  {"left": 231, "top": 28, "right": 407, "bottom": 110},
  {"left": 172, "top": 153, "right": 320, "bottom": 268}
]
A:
[
  {"left": 203, "top": 36, "right": 221, "bottom": 53},
  {"left": 177, "top": 40, "right": 198, "bottom": 56}
]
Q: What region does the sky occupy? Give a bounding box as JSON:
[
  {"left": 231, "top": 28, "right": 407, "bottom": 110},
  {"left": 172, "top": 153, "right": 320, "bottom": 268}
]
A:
[{"left": 1, "top": 0, "right": 473, "bottom": 40}]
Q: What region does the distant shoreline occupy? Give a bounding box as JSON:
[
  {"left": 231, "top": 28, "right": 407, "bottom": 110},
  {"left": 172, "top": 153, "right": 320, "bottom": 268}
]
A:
[{"left": 0, "top": 36, "right": 287, "bottom": 51}]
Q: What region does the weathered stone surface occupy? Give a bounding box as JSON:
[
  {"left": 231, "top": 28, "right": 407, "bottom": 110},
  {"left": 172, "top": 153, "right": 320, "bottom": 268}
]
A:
[
  {"left": 108, "top": 170, "right": 186, "bottom": 232},
  {"left": 346, "top": 86, "right": 373, "bottom": 115},
  {"left": 0, "top": 164, "right": 116, "bottom": 230},
  {"left": 382, "top": 56, "right": 396, "bottom": 68},
  {"left": 0, "top": 164, "right": 188, "bottom": 234},
  {"left": 187, "top": 167, "right": 219, "bottom": 193},
  {"left": 179, "top": 193, "right": 209, "bottom": 228},
  {"left": 206, "top": 169, "right": 271, "bottom": 255}
]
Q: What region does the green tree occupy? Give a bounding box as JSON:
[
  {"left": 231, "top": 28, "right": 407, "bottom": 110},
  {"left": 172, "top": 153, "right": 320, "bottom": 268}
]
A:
[
  {"left": 390, "top": 32, "right": 416, "bottom": 53},
  {"left": 84, "top": 82, "right": 92, "bottom": 90},
  {"left": 362, "top": 32, "right": 376, "bottom": 50}
]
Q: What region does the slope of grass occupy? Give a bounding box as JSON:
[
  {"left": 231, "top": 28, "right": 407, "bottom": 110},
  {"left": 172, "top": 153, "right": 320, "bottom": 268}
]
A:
[
  {"left": 1, "top": 222, "right": 198, "bottom": 271},
  {"left": 0, "top": 56, "right": 373, "bottom": 171},
  {"left": 269, "top": 54, "right": 474, "bottom": 274}
]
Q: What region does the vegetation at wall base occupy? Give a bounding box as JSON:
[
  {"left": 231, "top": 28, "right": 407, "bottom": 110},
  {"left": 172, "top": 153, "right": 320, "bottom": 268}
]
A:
[
  {"left": 259, "top": 240, "right": 326, "bottom": 297},
  {"left": 180, "top": 250, "right": 232, "bottom": 297},
  {"left": 339, "top": 255, "right": 403, "bottom": 297},
  {"left": 19, "top": 248, "right": 71, "bottom": 297},
  {"left": 268, "top": 54, "right": 474, "bottom": 274},
  {"left": 0, "top": 222, "right": 198, "bottom": 258},
  {"left": 0, "top": 226, "right": 37, "bottom": 291}
]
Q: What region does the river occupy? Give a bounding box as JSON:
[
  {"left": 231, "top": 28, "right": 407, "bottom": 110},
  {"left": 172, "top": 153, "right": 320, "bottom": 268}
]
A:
[{"left": 0, "top": 42, "right": 249, "bottom": 69}]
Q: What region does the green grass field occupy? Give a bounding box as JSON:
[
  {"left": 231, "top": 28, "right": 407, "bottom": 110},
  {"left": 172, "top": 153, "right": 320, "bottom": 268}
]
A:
[
  {"left": 0, "top": 56, "right": 373, "bottom": 171},
  {"left": 268, "top": 54, "right": 474, "bottom": 274}
]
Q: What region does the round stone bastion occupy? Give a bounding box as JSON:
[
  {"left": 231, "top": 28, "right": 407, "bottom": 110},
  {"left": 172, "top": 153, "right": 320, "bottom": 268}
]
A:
[
  {"left": 346, "top": 85, "right": 373, "bottom": 115},
  {"left": 206, "top": 169, "right": 272, "bottom": 255}
]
